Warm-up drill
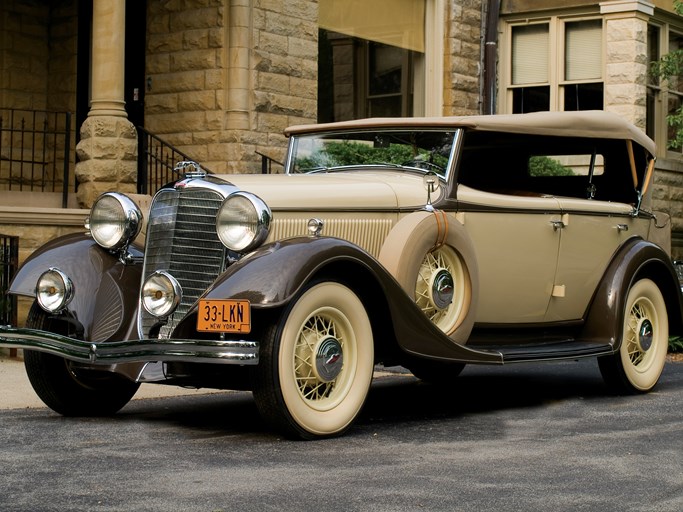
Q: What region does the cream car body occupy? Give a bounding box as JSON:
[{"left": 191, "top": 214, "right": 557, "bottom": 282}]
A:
[{"left": 1, "top": 111, "right": 680, "bottom": 440}]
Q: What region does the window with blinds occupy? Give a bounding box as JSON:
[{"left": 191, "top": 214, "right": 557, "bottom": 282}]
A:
[
  {"left": 563, "top": 20, "right": 603, "bottom": 111},
  {"left": 512, "top": 24, "right": 549, "bottom": 85},
  {"left": 565, "top": 20, "right": 602, "bottom": 81},
  {"left": 511, "top": 24, "right": 550, "bottom": 113},
  {"left": 507, "top": 17, "right": 603, "bottom": 114}
]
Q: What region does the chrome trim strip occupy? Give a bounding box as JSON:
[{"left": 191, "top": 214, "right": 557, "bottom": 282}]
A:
[{"left": 0, "top": 327, "right": 259, "bottom": 365}]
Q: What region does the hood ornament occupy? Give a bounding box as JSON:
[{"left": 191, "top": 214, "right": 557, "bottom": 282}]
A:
[{"left": 173, "top": 161, "right": 206, "bottom": 179}]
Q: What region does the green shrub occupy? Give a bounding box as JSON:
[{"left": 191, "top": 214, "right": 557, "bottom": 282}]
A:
[
  {"left": 528, "top": 156, "right": 575, "bottom": 176},
  {"left": 669, "top": 336, "right": 683, "bottom": 353}
]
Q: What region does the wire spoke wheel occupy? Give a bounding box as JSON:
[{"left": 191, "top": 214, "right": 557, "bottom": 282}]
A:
[
  {"left": 254, "top": 282, "right": 374, "bottom": 439},
  {"left": 599, "top": 278, "right": 668, "bottom": 393},
  {"left": 415, "top": 245, "right": 467, "bottom": 335},
  {"left": 624, "top": 300, "right": 654, "bottom": 367},
  {"left": 293, "top": 310, "right": 350, "bottom": 407}
]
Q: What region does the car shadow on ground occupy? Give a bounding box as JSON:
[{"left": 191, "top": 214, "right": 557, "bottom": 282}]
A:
[{"left": 98, "top": 358, "right": 675, "bottom": 440}]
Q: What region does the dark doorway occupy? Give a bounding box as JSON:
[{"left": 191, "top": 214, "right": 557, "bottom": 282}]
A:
[
  {"left": 76, "top": 0, "right": 92, "bottom": 140},
  {"left": 76, "top": 0, "right": 146, "bottom": 132},
  {"left": 124, "top": 0, "right": 146, "bottom": 128}
]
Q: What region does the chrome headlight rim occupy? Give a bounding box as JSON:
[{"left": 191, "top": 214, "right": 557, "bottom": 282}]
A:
[
  {"left": 36, "top": 268, "right": 74, "bottom": 313},
  {"left": 141, "top": 270, "right": 182, "bottom": 319},
  {"left": 88, "top": 192, "right": 143, "bottom": 251},
  {"left": 216, "top": 191, "right": 272, "bottom": 253}
]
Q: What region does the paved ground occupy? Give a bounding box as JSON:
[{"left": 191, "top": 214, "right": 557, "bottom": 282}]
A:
[
  {"left": 0, "top": 355, "right": 222, "bottom": 409},
  {"left": 0, "top": 358, "right": 681, "bottom": 512}
]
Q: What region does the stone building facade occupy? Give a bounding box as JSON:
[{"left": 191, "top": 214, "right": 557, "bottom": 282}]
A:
[{"left": 0, "top": 0, "right": 683, "bottom": 267}]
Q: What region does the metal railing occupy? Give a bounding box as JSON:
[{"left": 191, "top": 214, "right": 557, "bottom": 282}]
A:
[
  {"left": 137, "top": 127, "right": 287, "bottom": 193},
  {"left": 256, "top": 151, "right": 284, "bottom": 174},
  {"left": 1, "top": 234, "right": 18, "bottom": 356},
  {"left": 0, "top": 109, "right": 73, "bottom": 208},
  {"left": 137, "top": 126, "right": 212, "bottom": 195}
]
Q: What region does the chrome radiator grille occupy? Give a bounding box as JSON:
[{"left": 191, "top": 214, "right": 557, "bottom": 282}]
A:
[{"left": 138, "top": 187, "right": 226, "bottom": 338}]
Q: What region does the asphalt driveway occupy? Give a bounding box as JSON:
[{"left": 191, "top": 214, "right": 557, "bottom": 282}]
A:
[{"left": 0, "top": 358, "right": 681, "bottom": 512}]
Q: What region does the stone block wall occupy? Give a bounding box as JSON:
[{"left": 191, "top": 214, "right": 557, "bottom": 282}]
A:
[
  {"left": 145, "top": 0, "right": 318, "bottom": 175},
  {"left": 443, "top": 0, "right": 482, "bottom": 115},
  {"left": 0, "top": 0, "right": 78, "bottom": 194},
  {"left": 0, "top": 1, "right": 49, "bottom": 111},
  {"left": 75, "top": 116, "right": 139, "bottom": 207},
  {"left": 652, "top": 163, "right": 683, "bottom": 260},
  {"left": 603, "top": 13, "right": 648, "bottom": 129},
  {"left": 0, "top": 0, "right": 77, "bottom": 112}
]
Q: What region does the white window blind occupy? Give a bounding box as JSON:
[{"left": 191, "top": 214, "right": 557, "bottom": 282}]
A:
[
  {"left": 512, "top": 24, "right": 549, "bottom": 85},
  {"left": 565, "top": 20, "right": 602, "bottom": 81}
]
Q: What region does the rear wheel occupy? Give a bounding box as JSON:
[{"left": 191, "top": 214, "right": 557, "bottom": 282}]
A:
[
  {"left": 23, "top": 303, "right": 139, "bottom": 416},
  {"left": 598, "top": 279, "right": 668, "bottom": 393},
  {"left": 253, "top": 282, "right": 374, "bottom": 439}
]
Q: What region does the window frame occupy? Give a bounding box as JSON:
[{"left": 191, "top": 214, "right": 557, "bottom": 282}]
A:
[
  {"left": 647, "top": 18, "right": 683, "bottom": 160},
  {"left": 502, "top": 14, "right": 605, "bottom": 114},
  {"left": 316, "top": 0, "right": 444, "bottom": 122}
]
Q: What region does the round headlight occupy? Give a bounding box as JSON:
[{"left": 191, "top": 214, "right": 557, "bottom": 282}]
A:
[
  {"left": 216, "top": 192, "right": 271, "bottom": 252},
  {"left": 88, "top": 193, "right": 142, "bottom": 250},
  {"left": 36, "top": 268, "right": 74, "bottom": 313},
  {"left": 141, "top": 271, "right": 181, "bottom": 318}
]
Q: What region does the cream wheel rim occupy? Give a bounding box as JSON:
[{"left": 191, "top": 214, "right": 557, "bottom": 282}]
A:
[
  {"left": 415, "top": 245, "right": 467, "bottom": 334},
  {"left": 292, "top": 307, "right": 356, "bottom": 410},
  {"left": 619, "top": 279, "right": 668, "bottom": 391}
]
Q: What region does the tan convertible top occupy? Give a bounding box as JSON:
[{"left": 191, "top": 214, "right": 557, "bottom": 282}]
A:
[{"left": 285, "top": 110, "right": 656, "bottom": 156}]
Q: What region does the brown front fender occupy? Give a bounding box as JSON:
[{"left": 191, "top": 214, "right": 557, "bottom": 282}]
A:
[
  {"left": 179, "top": 236, "right": 502, "bottom": 364},
  {"left": 8, "top": 233, "right": 142, "bottom": 341}
]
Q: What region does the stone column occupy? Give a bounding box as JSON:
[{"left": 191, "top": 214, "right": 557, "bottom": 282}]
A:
[
  {"left": 226, "top": 0, "right": 251, "bottom": 130},
  {"left": 600, "top": 0, "right": 654, "bottom": 129},
  {"left": 75, "top": 0, "right": 137, "bottom": 208}
]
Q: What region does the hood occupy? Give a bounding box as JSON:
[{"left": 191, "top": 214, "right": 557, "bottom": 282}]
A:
[{"left": 213, "top": 172, "right": 434, "bottom": 210}]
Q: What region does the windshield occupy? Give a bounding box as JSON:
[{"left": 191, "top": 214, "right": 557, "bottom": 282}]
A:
[{"left": 287, "top": 129, "right": 458, "bottom": 178}]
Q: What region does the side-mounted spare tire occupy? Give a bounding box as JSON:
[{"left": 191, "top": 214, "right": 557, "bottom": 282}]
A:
[
  {"left": 378, "top": 210, "right": 478, "bottom": 343},
  {"left": 378, "top": 210, "right": 478, "bottom": 383}
]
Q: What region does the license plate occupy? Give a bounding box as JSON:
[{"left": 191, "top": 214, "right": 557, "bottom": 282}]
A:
[{"left": 197, "top": 299, "right": 251, "bottom": 333}]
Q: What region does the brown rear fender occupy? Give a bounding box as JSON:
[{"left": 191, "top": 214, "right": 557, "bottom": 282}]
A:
[
  {"left": 8, "top": 233, "right": 143, "bottom": 342},
  {"left": 582, "top": 237, "right": 683, "bottom": 347},
  {"left": 183, "top": 236, "right": 501, "bottom": 364}
]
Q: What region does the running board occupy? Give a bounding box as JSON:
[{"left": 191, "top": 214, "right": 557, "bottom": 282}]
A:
[{"left": 469, "top": 340, "right": 614, "bottom": 363}]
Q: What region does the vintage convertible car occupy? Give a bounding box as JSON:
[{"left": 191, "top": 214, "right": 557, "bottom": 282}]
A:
[{"left": 1, "top": 111, "right": 681, "bottom": 439}]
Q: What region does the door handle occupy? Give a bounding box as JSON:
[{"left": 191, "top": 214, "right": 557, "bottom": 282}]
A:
[{"left": 550, "top": 220, "right": 565, "bottom": 231}]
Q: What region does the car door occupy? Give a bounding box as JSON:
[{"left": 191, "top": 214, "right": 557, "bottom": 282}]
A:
[
  {"left": 457, "top": 187, "right": 562, "bottom": 324},
  {"left": 545, "top": 197, "right": 646, "bottom": 322}
]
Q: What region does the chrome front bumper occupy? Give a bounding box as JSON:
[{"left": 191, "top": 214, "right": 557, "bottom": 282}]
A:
[{"left": 0, "top": 327, "right": 259, "bottom": 365}]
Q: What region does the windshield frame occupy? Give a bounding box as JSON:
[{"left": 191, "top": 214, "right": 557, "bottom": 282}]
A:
[{"left": 284, "top": 128, "right": 461, "bottom": 183}]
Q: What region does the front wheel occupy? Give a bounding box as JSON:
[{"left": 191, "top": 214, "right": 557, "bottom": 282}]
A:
[
  {"left": 23, "top": 303, "right": 139, "bottom": 416},
  {"left": 253, "top": 282, "right": 374, "bottom": 439},
  {"left": 598, "top": 278, "right": 668, "bottom": 393}
]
